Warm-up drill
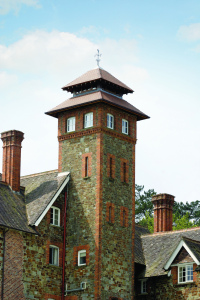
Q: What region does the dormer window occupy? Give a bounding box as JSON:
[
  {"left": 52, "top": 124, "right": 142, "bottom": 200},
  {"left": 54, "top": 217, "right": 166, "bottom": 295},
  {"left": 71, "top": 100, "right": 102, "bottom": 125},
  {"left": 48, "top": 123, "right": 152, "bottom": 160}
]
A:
[
  {"left": 84, "top": 112, "right": 93, "bottom": 128},
  {"left": 50, "top": 206, "right": 60, "bottom": 226},
  {"left": 107, "top": 113, "right": 114, "bottom": 129},
  {"left": 122, "top": 119, "right": 128, "bottom": 135},
  {"left": 67, "top": 117, "right": 75, "bottom": 132}
]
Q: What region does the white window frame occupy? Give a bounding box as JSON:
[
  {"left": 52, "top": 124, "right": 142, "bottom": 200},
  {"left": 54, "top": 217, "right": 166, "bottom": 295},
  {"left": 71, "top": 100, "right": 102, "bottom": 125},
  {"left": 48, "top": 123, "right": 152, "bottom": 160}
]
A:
[
  {"left": 50, "top": 206, "right": 60, "bottom": 226},
  {"left": 178, "top": 263, "right": 193, "bottom": 284},
  {"left": 141, "top": 279, "right": 147, "bottom": 294},
  {"left": 49, "top": 245, "right": 59, "bottom": 266},
  {"left": 78, "top": 249, "right": 86, "bottom": 266},
  {"left": 107, "top": 113, "right": 114, "bottom": 129},
  {"left": 122, "top": 119, "right": 128, "bottom": 135},
  {"left": 84, "top": 112, "right": 93, "bottom": 128},
  {"left": 67, "top": 117, "right": 75, "bottom": 132}
]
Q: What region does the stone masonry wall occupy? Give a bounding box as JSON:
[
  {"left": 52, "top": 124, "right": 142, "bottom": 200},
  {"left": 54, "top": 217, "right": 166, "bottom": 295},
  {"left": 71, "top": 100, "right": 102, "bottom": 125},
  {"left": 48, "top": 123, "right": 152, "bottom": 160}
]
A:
[
  {"left": 135, "top": 271, "right": 200, "bottom": 300},
  {"left": 22, "top": 193, "right": 65, "bottom": 299},
  {"left": 101, "top": 133, "right": 135, "bottom": 299}
]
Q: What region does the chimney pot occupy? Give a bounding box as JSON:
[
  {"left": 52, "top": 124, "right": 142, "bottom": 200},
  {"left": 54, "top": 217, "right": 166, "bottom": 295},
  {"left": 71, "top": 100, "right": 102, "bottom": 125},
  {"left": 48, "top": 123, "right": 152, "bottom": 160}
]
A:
[{"left": 1, "top": 130, "right": 24, "bottom": 192}]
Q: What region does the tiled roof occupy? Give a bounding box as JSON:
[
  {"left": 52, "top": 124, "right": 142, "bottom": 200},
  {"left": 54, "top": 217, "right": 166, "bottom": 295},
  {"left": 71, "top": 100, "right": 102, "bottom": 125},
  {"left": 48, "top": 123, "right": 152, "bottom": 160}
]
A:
[
  {"left": 46, "top": 90, "right": 149, "bottom": 120},
  {"left": 21, "top": 170, "right": 69, "bottom": 225},
  {"left": 135, "top": 224, "right": 150, "bottom": 265},
  {"left": 140, "top": 227, "right": 200, "bottom": 278},
  {"left": 62, "top": 67, "right": 133, "bottom": 93},
  {"left": 0, "top": 181, "right": 35, "bottom": 234}
]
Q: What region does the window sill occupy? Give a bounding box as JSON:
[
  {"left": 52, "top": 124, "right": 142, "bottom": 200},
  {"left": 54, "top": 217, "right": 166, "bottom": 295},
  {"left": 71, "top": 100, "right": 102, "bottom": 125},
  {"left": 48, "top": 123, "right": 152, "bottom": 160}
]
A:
[
  {"left": 109, "top": 177, "right": 114, "bottom": 182},
  {"left": 48, "top": 264, "right": 61, "bottom": 269},
  {"left": 83, "top": 176, "right": 90, "bottom": 180},
  {"left": 121, "top": 182, "right": 129, "bottom": 186},
  {"left": 175, "top": 281, "right": 196, "bottom": 287},
  {"left": 50, "top": 224, "right": 63, "bottom": 230}
]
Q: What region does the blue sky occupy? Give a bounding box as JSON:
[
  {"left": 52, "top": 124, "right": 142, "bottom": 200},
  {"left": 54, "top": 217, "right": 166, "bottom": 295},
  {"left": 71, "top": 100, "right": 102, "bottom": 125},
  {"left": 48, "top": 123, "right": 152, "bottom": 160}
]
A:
[{"left": 0, "top": 0, "right": 200, "bottom": 204}]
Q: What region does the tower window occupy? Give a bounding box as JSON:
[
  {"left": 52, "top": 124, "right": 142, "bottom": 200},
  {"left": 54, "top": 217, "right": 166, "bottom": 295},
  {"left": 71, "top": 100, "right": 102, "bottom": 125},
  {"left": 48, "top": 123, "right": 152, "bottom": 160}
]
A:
[
  {"left": 123, "top": 162, "right": 126, "bottom": 182},
  {"left": 78, "top": 250, "right": 86, "bottom": 266},
  {"left": 67, "top": 117, "right": 75, "bottom": 132},
  {"left": 49, "top": 246, "right": 59, "bottom": 266},
  {"left": 122, "top": 119, "right": 128, "bottom": 134},
  {"left": 50, "top": 206, "right": 60, "bottom": 226},
  {"left": 107, "top": 113, "right": 114, "bottom": 129},
  {"left": 109, "top": 157, "right": 113, "bottom": 178},
  {"left": 120, "top": 206, "right": 128, "bottom": 227},
  {"left": 84, "top": 112, "right": 93, "bottom": 128},
  {"left": 85, "top": 156, "right": 89, "bottom": 177},
  {"left": 106, "top": 202, "right": 115, "bottom": 224}
]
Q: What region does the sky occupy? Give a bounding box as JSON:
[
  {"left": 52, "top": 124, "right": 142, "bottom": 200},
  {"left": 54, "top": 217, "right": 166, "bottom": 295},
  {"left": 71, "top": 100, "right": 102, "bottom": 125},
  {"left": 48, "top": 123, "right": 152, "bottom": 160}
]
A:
[{"left": 0, "top": 0, "right": 200, "bottom": 204}]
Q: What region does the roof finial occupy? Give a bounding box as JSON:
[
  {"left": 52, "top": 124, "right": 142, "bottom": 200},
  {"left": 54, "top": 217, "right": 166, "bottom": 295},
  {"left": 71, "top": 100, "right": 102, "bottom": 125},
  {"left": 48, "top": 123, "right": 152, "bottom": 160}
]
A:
[{"left": 95, "top": 49, "right": 102, "bottom": 67}]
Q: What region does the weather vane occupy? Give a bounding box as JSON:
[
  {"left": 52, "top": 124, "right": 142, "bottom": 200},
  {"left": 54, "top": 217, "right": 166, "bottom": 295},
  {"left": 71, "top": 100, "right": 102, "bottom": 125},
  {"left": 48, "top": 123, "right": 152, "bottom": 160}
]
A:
[{"left": 95, "top": 49, "right": 102, "bottom": 67}]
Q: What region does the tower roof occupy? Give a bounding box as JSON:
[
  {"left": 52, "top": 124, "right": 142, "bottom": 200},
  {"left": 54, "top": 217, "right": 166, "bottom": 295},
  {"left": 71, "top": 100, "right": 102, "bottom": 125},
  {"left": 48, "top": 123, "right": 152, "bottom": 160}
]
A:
[
  {"left": 62, "top": 67, "right": 133, "bottom": 95},
  {"left": 46, "top": 90, "right": 149, "bottom": 120}
]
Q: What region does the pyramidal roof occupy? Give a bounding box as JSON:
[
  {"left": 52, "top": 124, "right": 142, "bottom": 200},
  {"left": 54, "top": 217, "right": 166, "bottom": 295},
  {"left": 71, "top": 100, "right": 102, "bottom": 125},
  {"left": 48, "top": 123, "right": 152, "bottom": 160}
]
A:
[{"left": 62, "top": 67, "right": 133, "bottom": 94}]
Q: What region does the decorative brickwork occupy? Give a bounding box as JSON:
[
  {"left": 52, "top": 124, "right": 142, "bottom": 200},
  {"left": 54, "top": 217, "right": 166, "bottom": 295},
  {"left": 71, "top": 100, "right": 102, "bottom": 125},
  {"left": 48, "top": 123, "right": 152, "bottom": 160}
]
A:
[
  {"left": 107, "top": 153, "right": 116, "bottom": 178},
  {"left": 106, "top": 202, "right": 115, "bottom": 223},
  {"left": 120, "top": 158, "right": 129, "bottom": 183},
  {"left": 73, "top": 245, "right": 90, "bottom": 266},
  {"left": 82, "top": 152, "right": 92, "bottom": 178},
  {"left": 120, "top": 206, "right": 129, "bottom": 227}
]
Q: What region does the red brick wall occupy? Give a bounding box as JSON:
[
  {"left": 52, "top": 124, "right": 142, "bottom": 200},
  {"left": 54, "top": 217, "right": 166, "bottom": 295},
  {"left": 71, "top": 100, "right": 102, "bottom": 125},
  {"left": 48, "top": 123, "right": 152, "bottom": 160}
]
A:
[{"left": 3, "top": 230, "right": 25, "bottom": 300}]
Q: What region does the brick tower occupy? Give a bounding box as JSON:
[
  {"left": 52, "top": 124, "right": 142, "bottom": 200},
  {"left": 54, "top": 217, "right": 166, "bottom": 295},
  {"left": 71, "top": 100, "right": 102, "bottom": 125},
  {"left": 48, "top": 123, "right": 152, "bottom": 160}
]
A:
[{"left": 46, "top": 67, "right": 149, "bottom": 299}]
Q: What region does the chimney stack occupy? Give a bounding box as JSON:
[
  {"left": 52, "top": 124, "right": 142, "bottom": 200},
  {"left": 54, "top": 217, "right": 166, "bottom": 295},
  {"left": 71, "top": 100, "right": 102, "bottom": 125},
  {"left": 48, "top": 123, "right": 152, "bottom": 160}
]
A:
[
  {"left": 152, "top": 193, "right": 175, "bottom": 233},
  {"left": 1, "top": 130, "right": 24, "bottom": 192}
]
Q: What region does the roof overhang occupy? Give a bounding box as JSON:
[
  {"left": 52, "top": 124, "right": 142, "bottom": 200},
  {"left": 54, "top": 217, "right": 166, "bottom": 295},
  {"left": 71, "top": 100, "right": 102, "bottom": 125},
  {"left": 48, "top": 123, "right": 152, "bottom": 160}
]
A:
[
  {"left": 34, "top": 172, "right": 70, "bottom": 226},
  {"left": 164, "top": 239, "right": 200, "bottom": 270}
]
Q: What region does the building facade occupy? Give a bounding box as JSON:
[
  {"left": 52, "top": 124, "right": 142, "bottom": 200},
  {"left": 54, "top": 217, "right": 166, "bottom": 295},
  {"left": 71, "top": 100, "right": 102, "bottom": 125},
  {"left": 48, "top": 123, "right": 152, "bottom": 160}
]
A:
[{"left": 0, "top": 67, "right": 200, "bottom": 300}]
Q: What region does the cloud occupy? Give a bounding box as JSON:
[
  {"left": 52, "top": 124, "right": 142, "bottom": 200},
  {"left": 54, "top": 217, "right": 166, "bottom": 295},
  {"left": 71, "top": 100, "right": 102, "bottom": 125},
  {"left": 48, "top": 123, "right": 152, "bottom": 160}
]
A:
[
  {"left": 177, "top": 23, "right": 200, "bottom": 42},
  {"left": 0, "top": 30, "right": 97, "bottom": 76},
  {"left": 0, "top": 29, "right": 147, "bottom": 87},
  {"left": 0, "top": 0, "right": 40, "bottom": 15}
]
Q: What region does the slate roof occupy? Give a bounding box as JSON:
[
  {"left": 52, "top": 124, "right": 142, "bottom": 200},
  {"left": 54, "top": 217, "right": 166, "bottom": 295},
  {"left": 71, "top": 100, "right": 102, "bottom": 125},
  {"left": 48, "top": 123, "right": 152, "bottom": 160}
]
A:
[
  {"left": 46, "top": 90, "right": 149, "bottom": 121},
  {"left": 21, "top": 170, "right": 69, "bottom": 226},
  {"left": 140, "top": 227, "right": 200, "bottom": 278},
  {"left": 0, "top": 181, "right": 35, "bottom": 234},
  {"left": 62, "top": 67, "right": 133, "bottom": 94},
  {"left": 183, "top": 237, "right": 200, "bottom": 263},
  {"left": 135, "top": 224, "right": 150, "bottom": 265}
]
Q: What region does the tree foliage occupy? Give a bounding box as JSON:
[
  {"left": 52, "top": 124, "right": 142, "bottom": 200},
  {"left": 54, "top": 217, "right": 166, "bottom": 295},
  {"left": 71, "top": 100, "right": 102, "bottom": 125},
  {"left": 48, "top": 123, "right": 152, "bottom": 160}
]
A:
[{"left": 135, "top": 184, "right": 156, "bottom": 223}]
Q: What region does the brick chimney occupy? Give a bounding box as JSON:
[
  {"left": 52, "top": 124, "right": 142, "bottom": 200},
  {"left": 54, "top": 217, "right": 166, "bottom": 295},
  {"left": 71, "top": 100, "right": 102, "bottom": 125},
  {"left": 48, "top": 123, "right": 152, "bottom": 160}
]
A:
[
  {"left": 1, "top": 130, "right": 24, "bottom": 192},
  {"left": 152, "top": 193, "right": 175, "bottom": 233}
]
